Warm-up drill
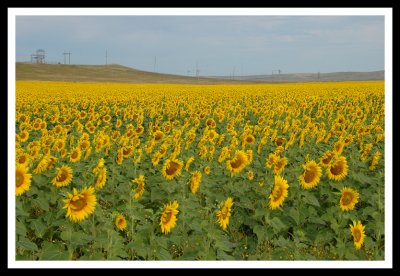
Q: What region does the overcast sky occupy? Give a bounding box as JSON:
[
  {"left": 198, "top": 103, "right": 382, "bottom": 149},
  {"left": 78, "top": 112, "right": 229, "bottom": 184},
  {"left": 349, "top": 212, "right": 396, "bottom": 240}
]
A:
[{"left": 15, "top": 15, "right": 384, "bottom": 76}]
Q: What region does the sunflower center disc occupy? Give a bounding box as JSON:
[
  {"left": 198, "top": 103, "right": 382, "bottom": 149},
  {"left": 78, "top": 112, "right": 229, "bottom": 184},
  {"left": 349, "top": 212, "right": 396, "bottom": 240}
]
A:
[
  {"left": 304, "top": 169, "right": 316, "bottom": 183},
  {"left": 72, "top": 198, "right": 87, "bottom": 211},
  {"left": 331, "top": 162, "right": 343, "bottom": 175},
  {"left": 58, "top": 171, "right": 68, "bottom": 182},
  {"left": 343, "top": 193, "right": 353, "bottom": 205},
  {"left": 166, "top": 162, "right": 179, "bottom": 175},
  {"left": 354, "top": 230, "right": 361, "bottom": 242}
]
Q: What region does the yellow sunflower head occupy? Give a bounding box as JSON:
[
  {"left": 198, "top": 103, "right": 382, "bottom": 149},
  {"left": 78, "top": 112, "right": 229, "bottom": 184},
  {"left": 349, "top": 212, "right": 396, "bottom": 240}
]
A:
[
  {"left": 18, "top": 130, "right": 30, "bottom": 143},
  {"left": 320, "top": 150, "right": 336, "bottom": 167},
  {"left": 16, "top": 152, "right": 30, "bottom": 168},
  {"left": 95, "top": 167, "right": 107, "bottom": 189},
  {"left": 216, "top": 197, "right": 234, "bottom": 231},
  {"left": 51, "top": 165, "right": 73, "bottom": 188},
  {"left": 269, "top": 175, "right": 289, "bottom": 210},
  {"left": 333, "top": 140, "right": 345, "bottom": 155},
  {"left": 204, "top": 166, "right": 211, "bottom": 175},
  {"left": 115, "top": 214, "right": 127, "bottom": 231},
  {"left": 265, "top": 153, "right": 279, "bottom": 169},
  {"left": 327, "top": 156, "right": 348, "bottom": 181},
  {"left": 16, "top": 165, "right": 32, "bottom": 196},
  {"left": 159, "top": 200, "right": 179, "bottom": 234},
  {"left": 185, "top": 156, "right": 195, "bottom": 171},
  {"left": 69, "top": 147, "right": 82, "bottom": 163},
  {"left": 161, "top": 158, "right": 183, "bottom": 181},
  {"left": 226, "top": 150, "right": 249, "bottom": 176},
  {"left": 273, "top": 156, "right": 288, "bottom": 175},
  {"left": 132, "top": 175, "right": 145, "bottom": 199},
  {"left": 63, "top": 186, "right": 97, "bottom": 223},
  {"left": 247, "top": 170, "right": 254, "bottom": 180},
  {"left": 350, "top": 220, "right": 366, "bottom": 250},
  {"left": 244, "top": 134, "right": 255, "bottom": 145},
  {"left": 299, "top": 160, "right": 322, "bottom": 189},
  {"left": 190, "top": 171, "right": 202, "bottom": 194},
  {"left": 153, "top": 130, "right": 164, "bottom": 142},
  {"left": 340, "top": 187, "right": 359, "bottom": 211}
]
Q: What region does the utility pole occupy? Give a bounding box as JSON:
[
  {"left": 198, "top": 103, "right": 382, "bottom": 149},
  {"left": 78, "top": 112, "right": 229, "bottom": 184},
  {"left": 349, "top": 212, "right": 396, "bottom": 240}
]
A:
[
  {"left": 154, "top": 56, "right": 157, "bottom": 72},
  {"left": 106, "top": 49, "right": 108, "bottom": 65},
  {"left": 63, "top": 52, "right": 71, "bottom": 64},
  {"left": 196, "top": 61, "right": 199, "bottom": 80}
]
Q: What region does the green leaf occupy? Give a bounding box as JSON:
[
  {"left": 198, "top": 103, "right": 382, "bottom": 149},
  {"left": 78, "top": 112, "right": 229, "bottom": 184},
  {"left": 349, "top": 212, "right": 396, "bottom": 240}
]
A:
[
  {"left": 16, "top": 220, "right": 27, "bottom": 237},
  {"left": 253, "top": 224, "right": 266, "bottom": 243},
  {"left": 270, "top": 217, "right": 287, "bottom": 233},
  {"left": 216, "top": 249, "right": 235, "bottom": 260},
  {"left": 289, "top": 208, "right": 300, "bottom": 225},
  {"left": 303, "top": 193, "right": 320, "bottom": 207},
  {"left": 215, "top": 239, "right": 236, "bottom": 253},
  {"left": 157, "top": 248, "right": 172, "bottom": 260},
  {"left": 17, "top": 238, "right": 38, "bottom": 252},
  {"left": 308, "top": 216, "right": 326, "bottom": 225},
  {"left": 181, "top": 248, "right": 200, "bottom": 260},
  {"left": 33, "top": 196, "right": 50, "bottom": 212},
  {"left": 29, "top": 219, "right": 47, "bottom": 238},
  {"left": 128, "top": 237, "right": 148, "bottom": 257},
  {"left": 39, "top": 242, "right": 70, "bottom": 260}
]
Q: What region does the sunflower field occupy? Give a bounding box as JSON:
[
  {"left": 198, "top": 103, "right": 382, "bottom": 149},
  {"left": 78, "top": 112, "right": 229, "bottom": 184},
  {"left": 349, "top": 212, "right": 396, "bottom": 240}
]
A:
[{"left": 15, "top": 81, "right": 384, "bottom": 260}]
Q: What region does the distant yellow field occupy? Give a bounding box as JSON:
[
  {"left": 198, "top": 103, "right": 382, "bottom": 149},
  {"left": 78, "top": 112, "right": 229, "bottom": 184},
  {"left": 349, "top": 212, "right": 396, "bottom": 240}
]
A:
[{"left": 15, "top": 81, "right": 384, "bottom": 260}]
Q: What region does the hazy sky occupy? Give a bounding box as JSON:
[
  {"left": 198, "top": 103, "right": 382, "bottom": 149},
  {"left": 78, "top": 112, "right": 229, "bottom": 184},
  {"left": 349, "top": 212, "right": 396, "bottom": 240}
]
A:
[{"left": 15, "top": 15, "right": 384, "bottom": 76}]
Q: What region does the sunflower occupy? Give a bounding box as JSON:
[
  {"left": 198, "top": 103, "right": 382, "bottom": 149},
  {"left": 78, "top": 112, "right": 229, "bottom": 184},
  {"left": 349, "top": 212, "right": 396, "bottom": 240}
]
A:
[
  {"left": 269, "top": 175, "right": 289, "bottom": 210},
  {"left": 273, "top": 157, "right": 288, "bottom": 175},
  {"left": 63, "top": 186, "right": 97, "bottom": 223},
  {"left": 207, "top": 130, "right": 218, "bottom": 142},
  {"left": 53, "top": 139, "right": 65, "bottom": 152},
  {"left": 299, "top": 160, "right": 322, "bottom": 189},
  {"left": 95, "top": 167, "right": 107, "bottom": 189},
  {"left": 218, "top": 146, "right": 230, "bottom": 163},
  {"left": 153, "top": 130, "right": 164, "bottom": 142},
  {"left": 333, "top": 140, "right": 345, "bottom": 155},
  {"left": 275, "top": 137, "right": 286, "bottom": 147},
  {"left": 161, "top": 158, "right": 183, "bottom": 181},
  {"left": 16, "top": 152, "right": 30, "bottom": 167},
  {"left": 339, "top": 187, "right": 359, "bottom": 211},
  {"left": 159, "top": 200, "right": 179, "bottom": 234},
  {"left": 320, "top": 151, "right": 336, "bottom": 167},
  {"left": 247, "top": 170, "right": 254, "bottom": 180},
  {"left": 185, "top": 156, "right": 195, "bottom": 171},
  {"left": 122, "top": 145, "right": 134, "bottom": 158},
  {"left": 18, "top": 130, "right": 29, "bottom": 143},
  {"left": 327, "top": 156, "right": 348, "bottom": 181},
  {"left": 33, "top": 155, "right": 56, "bottom": 174},
  {"left": 350, "top": 220, "right": 366, "bottom": 250},
  {"left": 204, "top": 166, "right": 211, "bottom": 175},
  {"left": 216, "top": 197, "right": 234, "bottom": 231},
  {"left": 16, "top": 165, "right": 32, "bottom": 196},
  {"left": 51, "top": 166, "right": 73, "bottom": 188},
  {"left": 199, "top": 146, "right": 208, "bottom": 159},
  {"left": 226, "top": 150, "right": 249, "bottom": 176},
  {"left": 115, "top": 214, "right": 127, "bottom": 231},
  {"left": 132, "top": 175, "right": 145, "bottom": 199},
  {"left": 190, "top": 171, "right": 202, "bottom": 194},
  {"left": 246, "top": 150, "right": 253, "bottom": 165},
  {"left": 265, "top": 153, "right": 279, "bottom": 169},
  {"left": 244, "top": 134, "right": 255, "bottom": 145},
  {"left": 151, "top": 152, "right": 162, "bottom": 166},
  {"left": 369, "top": 151, "right": 381, "bottom": 170},
  {"left": 69, "top": 147, "right": 82, "bottom": 163}
]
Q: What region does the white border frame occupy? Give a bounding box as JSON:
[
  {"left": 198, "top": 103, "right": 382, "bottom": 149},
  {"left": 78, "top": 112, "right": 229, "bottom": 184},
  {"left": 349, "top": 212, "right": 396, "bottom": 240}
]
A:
[{"left": 8, "top": 8, "right": 392, "bottom": 268}]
